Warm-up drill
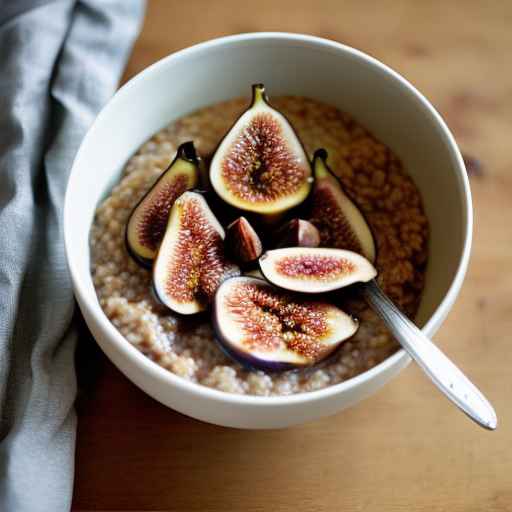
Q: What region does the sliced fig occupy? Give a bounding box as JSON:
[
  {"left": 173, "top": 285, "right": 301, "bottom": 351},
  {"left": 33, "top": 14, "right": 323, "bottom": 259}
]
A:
[
  {"left": 210, "top": 84, "right": 312, "bottom": 215},
  {"left": 213, "top": 276, "right": 358, "bottom": 370},
  {"left": 259, "top": 247, "right": 376, "bottom": 294},
  {"left": 126, "top": 141, "right": 200, "bottom": 265},
  {"left": 309, "top": 149, "right": 376, "bottom": 262},
  {"left": 225, "top": 216, "right": 263, "bottom": 264},
  {"left": 153, "top": 191, "right": 240, "bottom": 314},
  {"left": 274, "top": 218, "right": 320, "bottom": 249}
]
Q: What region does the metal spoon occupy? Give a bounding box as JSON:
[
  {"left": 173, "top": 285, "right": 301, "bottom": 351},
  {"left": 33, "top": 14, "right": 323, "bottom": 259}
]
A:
[{"left": 360, "top": 279, "right": 497, "bottom": 430}]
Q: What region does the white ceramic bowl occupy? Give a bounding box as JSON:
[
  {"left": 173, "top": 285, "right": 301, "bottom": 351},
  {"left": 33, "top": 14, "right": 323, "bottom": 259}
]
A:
[{"left": 64, "top": 33, "right": 472, "bottom": 429}]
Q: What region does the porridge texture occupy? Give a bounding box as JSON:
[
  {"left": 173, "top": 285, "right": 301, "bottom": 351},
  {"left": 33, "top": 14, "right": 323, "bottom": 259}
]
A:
[{"left": 90, "top": 96, "right": 428, "bottom": 396}]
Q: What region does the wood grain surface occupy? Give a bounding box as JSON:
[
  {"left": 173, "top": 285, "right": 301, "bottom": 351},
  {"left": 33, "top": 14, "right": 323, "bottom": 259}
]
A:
[{"left": 72, "top": 1, "right": 512, "bottom": 510}]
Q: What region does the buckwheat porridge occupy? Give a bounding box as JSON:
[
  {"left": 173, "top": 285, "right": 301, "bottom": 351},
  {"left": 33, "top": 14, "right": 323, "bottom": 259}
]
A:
[{"left": 90, "top": 96, "right": 428, "bottom": 395}]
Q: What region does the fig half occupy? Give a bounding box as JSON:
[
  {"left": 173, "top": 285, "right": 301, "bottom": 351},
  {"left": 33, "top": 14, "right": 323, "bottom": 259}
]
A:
[
  {"left": 213, "top": 276, "right": 358, "bottom": 370},
  {"left": 209, "top": 84, "right": 312, "bottom": 215},
  {"left": 126, "top": 141, "right": 200, "bottom": 265},
  {"left": 309, "top": 149, "right": 376, "bottom": 262},
  {"left": 259, "top": 247, "right": 377, "bottom": 293},
  {"left": 153, "top": 191, "right": 240, "bottom": 314}
]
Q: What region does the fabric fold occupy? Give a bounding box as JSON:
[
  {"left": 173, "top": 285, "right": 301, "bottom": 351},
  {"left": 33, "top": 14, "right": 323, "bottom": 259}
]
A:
[{"left": 0, "top": 1, "right": 145, "bottom": 510}]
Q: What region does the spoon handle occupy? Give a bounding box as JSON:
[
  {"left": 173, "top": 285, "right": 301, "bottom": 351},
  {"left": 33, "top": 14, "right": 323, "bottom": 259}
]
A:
[{"left": 360, "top": 279, "right": 497, "bottom": 430}]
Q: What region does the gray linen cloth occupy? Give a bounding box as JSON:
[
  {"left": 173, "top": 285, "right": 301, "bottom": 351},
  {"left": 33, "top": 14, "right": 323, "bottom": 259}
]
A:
[{"left": 0, "top": 1, "right": 145, "bottom": 510}]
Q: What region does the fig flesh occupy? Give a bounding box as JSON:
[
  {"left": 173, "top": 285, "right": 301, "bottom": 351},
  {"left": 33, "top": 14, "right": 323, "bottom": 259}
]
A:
[
  {"left": 274, "top": 218, "right": 320, "bottom": 249},
  {"left": 209, "top": 84, "right": 312, "bottom": 215},
  {"left": 153, "top": 191, "right": 240, "bottom": 314},
  {"left": 126, "top": 141, "right": 200, "bottom": 265},
  {"left": 213, "top": 276, "right": 358, "bottom": 370},
  {"left": 309, "top": 149, "right": 376, "bottom": 262},
  {"left": 259, "top": 247, "right": 377, "bottom": 294},
  {"left": 225, "top": 216, "right": 263, "bottom": 264}
]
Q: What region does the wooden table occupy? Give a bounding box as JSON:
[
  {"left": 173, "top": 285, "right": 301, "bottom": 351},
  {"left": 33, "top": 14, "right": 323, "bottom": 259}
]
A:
[{"left": 72, "top": 1, "right": 512, "bottom": 510}]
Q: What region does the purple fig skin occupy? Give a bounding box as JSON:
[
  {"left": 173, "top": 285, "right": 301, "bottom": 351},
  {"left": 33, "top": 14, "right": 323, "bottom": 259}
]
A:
[
  {"left": 309, "top": 148, "right": 377, "bottom": 263},
  {"left": 125, "top": 230, "right": 153, "bottom": 268},
  {"left": 125, "top": 141, "right": 200, "bottom": 267},
  {"left": 211, "top": 276, "right": 358, "bottom": 371},
  {"left": 274, "top": 218, "right": 321, "bottom": 249},
  {"left": 212, "top": 276, "right": 296, "bottom": 371},
  {"left": 152, "top": 191, "right": 240, "bottom": 315},
  {"left": 212, "top": 310, "right": 300, "bottom": 372},
  {"left": 225, "top": 217, "right": 263, "bottom": 264}
]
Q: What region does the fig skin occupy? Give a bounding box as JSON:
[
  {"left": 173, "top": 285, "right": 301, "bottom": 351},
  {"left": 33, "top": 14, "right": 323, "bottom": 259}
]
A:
[
  {"left": 259, "top": 247, "right": 377, "bottom": 294},
  {"left": 209, "top": 84, "right": 313, "bottom": 216},
  {"left": 225, "top": 216, "right": 263, "bottom": 265},
  {"left": 274, "top": 218, "right": 321, "bottom": 249},
  {"left": 153, "top": 191, "right": 240, "bottom": 315},
  {"left": 125, "top": 141, "right": 200, "bottom": 267},
  {"left": 212, "top": 276, "right": 358, "bottom": 371},
  {"left": 243, "top": 268, "right": 265, "bottom": 279},
  {"left": 309, "top": 149, "right": 376, "bottom": 263}
]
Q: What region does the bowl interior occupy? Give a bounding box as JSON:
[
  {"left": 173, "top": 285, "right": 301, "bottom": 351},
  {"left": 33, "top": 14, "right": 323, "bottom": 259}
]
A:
[{"left": 66, "top": 34, "right": 469, "bottom": 374}]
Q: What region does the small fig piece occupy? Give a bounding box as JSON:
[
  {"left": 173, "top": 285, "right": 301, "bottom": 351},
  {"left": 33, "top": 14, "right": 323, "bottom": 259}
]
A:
[
  {"left": 213, "top": 276, "right": 358, "bottom": 370},
  {"left": 274, "top": 218, "right": 320, "bottom": 248},
  {"left": 153, "top": 191, "right": 240, "bottom": 314},
  {"left": 259, "top": 247, "right": 377, "bottom": 294},
  {"left": 210, "top": 84, "right": 312, "bottom": 215},
  {"left": 225, "top": 217, "right": 263, "bottom": 264},
  {"left": 126, "top": 141, "right": 200, "bottom": 266},
  {"left": 309, "top": 149, "right": 376, "bottom": 262}
]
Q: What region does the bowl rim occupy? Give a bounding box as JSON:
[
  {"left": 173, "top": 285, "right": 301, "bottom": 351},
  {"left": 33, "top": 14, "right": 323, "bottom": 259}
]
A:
[{"left": 64, "top": 31, "right": 473, "bottom": 407}]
